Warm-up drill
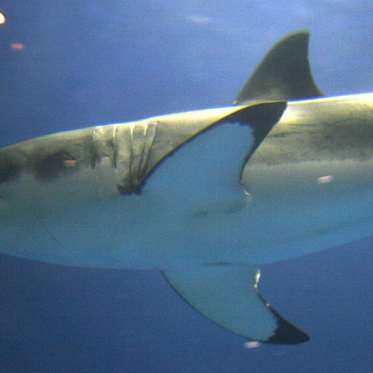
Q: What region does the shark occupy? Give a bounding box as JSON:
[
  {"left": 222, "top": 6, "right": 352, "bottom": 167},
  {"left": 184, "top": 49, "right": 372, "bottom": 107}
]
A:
[{"left": 1, "top": 31, "right": 373, "bottom": 345}]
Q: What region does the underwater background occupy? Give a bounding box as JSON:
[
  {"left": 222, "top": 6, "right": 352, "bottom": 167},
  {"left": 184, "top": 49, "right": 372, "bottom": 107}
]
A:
[{"left": 1, "top": 1, "right": 373, "bottom": 372}]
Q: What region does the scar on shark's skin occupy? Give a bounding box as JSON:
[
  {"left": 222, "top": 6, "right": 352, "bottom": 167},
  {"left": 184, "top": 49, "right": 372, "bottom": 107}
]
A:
[{"left": 1, "top": 30, "right": 373, "bottom": 346}]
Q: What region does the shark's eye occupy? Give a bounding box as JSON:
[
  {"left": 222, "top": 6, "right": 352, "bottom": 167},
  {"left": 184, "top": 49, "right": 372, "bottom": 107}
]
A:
[
  {"left": 0, "top": 156, "right": 21, "bottom": 184},
  {"left": 32, "top": 151, "right": 77, "bottom": 181}
]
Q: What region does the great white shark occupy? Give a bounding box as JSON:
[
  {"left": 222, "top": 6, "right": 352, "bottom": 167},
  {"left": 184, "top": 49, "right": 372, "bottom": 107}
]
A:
[{"left": 1, "top": 31, "right": 373, "bottom": 344}]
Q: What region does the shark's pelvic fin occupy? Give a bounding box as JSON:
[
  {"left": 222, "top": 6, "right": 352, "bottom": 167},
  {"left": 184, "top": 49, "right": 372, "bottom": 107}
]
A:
[
  {"left": 163, "top": 267, "right": 309, "bottom": 344},
  {"left": 235, "top": 31, "right": 323, "bottom": 104}
]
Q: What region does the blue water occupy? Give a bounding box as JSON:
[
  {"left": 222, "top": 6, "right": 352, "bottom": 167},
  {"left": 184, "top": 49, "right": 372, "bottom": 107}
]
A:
[{"left": 1, "top": 1, "right": 373, "bottom": 372}]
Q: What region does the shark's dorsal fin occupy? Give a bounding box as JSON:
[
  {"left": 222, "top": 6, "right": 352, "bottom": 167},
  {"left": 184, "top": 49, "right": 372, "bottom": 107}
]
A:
[{"left": 235, "top": 31, "right": 323, "bottom": 104}]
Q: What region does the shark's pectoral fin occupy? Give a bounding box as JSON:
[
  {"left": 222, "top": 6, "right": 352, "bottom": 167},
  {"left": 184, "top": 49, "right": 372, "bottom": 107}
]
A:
[
  {"left": 163, "top": 267, "right": 309, "bottom": 344},
  {"left": 143, "top": 102, "right": 286, "bottom": 204},
  {"left": 235, "top": 31, "right": 323, "bottom": 104}
]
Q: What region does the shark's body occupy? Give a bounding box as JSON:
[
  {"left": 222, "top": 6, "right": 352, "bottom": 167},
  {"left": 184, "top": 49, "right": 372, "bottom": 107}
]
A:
[{"left": 1, "top": 32, "right": 373, "bottom": 344}]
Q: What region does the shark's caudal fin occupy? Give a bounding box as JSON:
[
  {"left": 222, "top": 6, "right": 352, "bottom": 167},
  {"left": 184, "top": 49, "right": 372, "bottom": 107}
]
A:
[
  {"left": 163, "top": 267, "right": 309, "bottom": 344},
  {"left": 235, "top": 31, "right": 323, "bottom": 104}
]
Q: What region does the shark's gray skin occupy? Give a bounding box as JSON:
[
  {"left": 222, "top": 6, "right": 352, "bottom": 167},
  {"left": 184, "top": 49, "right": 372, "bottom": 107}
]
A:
[{"left": 1, "top": 31, "right": 373, "bottom": 344}]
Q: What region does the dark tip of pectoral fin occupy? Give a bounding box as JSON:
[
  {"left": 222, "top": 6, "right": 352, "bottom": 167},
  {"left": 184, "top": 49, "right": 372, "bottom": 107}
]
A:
[
  {"left": 216, "top": 101, "right": 287, "bottom": 149},
  {"left": 235, "top": 30, "right": 323, "bottom": 104},
  {"left": 258, "top": 293, "right": 310, "bottom": 345},
  {"left": 218, "top": 101, "right": 287, "bottom": 174},
  {"left": 268, "top": 318, "right": 310, "bottom": 344},
  {"left": 267, "top": 311, "right": 310, "bottom": 344}
]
